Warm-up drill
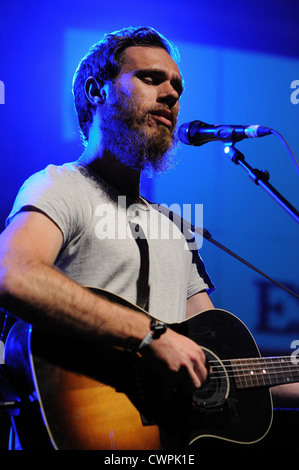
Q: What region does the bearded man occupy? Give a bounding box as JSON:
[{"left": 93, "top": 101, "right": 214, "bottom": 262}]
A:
[{"left": 0, "top": 27, "right": 215, "bottom": 449}]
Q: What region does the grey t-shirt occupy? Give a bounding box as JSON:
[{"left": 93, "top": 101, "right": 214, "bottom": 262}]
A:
[{"left": 6, "top": 162, "right": 214, "bottom": 323}]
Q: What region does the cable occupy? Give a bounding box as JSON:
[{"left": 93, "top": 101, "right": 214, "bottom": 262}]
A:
[{"left": 270, "top": 128, "right": 299, "bottom": 176}]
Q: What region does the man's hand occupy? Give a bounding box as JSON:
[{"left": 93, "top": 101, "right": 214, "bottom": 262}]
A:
[{"left": 145, "top": 328, "right": 209, "bottom": 393}]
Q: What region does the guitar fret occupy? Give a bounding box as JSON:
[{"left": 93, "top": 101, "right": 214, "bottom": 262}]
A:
[
  {"left": 231, "top": 356, "right": 299, "bottom": 389},
  {"left": 276, "top": 357, "right": 299, "bottom": 385},
  {"left": 232, "top": 359, "right": 258, "bottom": 389}
]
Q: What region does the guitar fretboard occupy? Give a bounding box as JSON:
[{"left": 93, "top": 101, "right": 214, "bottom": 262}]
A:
[{"left": 229, "top": 356, "right": 299, "bottom": 389}]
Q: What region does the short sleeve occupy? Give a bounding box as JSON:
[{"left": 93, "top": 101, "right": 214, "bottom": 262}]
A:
[
  {"left": 187, "top": 243, "right": 215, "bottom": 298},
  {"left": 5, "top": 164, "right": 87, "bottom": 246}
]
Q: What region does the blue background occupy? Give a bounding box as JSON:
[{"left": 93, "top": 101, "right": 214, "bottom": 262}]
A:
[{"left": 0, "top": 0, "right": 298, "bottom": 354}]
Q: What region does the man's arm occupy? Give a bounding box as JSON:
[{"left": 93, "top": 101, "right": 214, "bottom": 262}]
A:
[
  {"left": 186, "top": 291, "right": 214, "bottom": 318},
  {"left": 0, "top": 210, "right": 151, "bottom": 347},
  {"left": 0, "top": 210, "right": 209, "bottom": 390}
]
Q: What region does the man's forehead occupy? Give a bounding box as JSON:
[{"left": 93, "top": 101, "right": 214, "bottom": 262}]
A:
[{"left": 119, "top": 46, "right": 181, "bottom": 77}]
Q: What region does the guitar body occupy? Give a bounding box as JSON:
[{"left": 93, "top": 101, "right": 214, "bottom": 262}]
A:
[{"left": 3, "top": 289, "right": 273, "bottom": 450}]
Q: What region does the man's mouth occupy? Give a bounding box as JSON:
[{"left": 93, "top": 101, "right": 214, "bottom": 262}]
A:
[{"left": 149, "top": 109, "right": 173, "bottom": 129}]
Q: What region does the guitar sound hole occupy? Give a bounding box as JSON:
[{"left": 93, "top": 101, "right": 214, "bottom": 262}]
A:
[{"left": 192, "top": 349, "right": 229, "bottom": 410}]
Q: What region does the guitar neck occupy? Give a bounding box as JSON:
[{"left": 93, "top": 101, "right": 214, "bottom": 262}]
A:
[{"left": 230, "top": 356, "right": 299, "bottom": 389}]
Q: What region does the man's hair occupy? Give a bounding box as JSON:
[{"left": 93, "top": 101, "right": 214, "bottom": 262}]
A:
[{"left": 72, "top": 26, "right": 180, "bottom": 146}]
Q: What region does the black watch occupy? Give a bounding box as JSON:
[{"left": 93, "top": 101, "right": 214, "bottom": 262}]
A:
[
  {"left": 150, "top": 318, "right": 167, "bottom": 339},
  {"left": 137, "top": 318, "right": 168, "bottom": 353}
]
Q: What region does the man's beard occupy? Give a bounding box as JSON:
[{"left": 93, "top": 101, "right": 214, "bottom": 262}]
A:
[{"left": 99, "top": 92, "right": 179, "bottom": 176}]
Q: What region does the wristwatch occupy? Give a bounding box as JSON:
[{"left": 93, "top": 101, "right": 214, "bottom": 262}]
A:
[
  {"left": 150, "top": 318, "right": 167, "bottom": 339},
  {"left": 137, "top": 318, "right": 167, "bottom": 352}
]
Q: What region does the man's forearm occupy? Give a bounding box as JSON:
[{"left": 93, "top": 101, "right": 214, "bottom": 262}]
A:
[
  {"left": 0, "top": 259, "right": 149, "bottom": 350},
  {"left": 0, "top": 256, "right": 210, "bottom": 390}
]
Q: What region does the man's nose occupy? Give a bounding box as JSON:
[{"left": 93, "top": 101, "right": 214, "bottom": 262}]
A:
[{"left": 157, "top": 83, "right": 179, "bottom": 109}]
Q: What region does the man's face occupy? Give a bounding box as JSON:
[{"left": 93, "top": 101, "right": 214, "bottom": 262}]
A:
[{"left": 99, "top": 46, "right": 183, "bottom": 174}]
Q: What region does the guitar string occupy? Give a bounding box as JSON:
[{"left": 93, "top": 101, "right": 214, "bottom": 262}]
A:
[
  {"left": 221, "top": 365, "right": 299, "bottom": 374},
  {"left": 210, "top": 368, "right": 299, "bottom": 378},
  {"left": 209, "top": 359, "right": 299, "bottom": 373},
  {"left": 208, "top": 357, "right": 299, "bottom": 383},
  {"left": 211, "top": 369, "right": 299, "bottom": 379},
  {"left": 209, "top": 374, "right": 299, "bottom": 387},
  {"left": 208, "top": 356, "right": 297, "bottom": 368},
  {"left": 208, "top": 356, "right": 294, "bottom": 364},
  {"left": 208, "top": 371, "right": 299, "bottom": 387},
  {"left": 211, "top": 366, "right": 299, "bottom": 375}
]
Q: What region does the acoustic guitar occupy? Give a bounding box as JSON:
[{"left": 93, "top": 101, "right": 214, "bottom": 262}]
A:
[{"left": 3, "top": 288, "right": 299, "bottom": 450}]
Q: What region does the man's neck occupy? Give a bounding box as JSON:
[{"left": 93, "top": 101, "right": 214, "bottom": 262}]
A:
[{"left": 79, "top": 148, "right": 142, "bottom": 203}]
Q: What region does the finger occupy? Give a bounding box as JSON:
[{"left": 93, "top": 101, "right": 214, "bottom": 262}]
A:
[
  {"left": 174, "top": 365, "right": 200, "bottom": 393},
  {"left": 194, "top": 350, "right": 210, "bottom": 382},
  {"left": 185, "top": 363, "right": 202, "bottom": 390},
  {"left": 191, "top": 369, "right": 202, "bottom": 389}
]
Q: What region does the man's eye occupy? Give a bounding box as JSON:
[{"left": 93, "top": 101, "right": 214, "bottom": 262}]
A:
[
  {"left": 141, "top": 76, "right": 155, "bottom": 84},
  {"left": 137, "top": 73, "right": 161, "bottom": 85}
]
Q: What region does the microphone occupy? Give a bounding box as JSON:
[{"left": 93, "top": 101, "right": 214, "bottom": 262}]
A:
[{"left": 178, "top": 120, "right": 271, "bottom": 146}]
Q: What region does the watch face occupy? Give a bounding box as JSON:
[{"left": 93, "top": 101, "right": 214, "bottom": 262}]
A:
[{"left": 151, "top": 320, "right": 167, "bottom": 338}]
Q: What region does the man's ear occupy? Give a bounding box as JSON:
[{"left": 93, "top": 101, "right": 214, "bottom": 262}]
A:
[{"left": 84, "top": 77, "right": 106, "bottom": 105}]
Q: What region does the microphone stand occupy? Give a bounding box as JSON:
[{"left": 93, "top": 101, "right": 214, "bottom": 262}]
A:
[{"left": 224, "top": 143, "right": 299, "bottom": 224}]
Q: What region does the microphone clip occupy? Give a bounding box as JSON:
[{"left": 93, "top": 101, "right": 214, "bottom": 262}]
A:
[
  {"left": 224, "top": 143, "right": 244, "bottom": 164},
  {"left": 224, "top": 143, "right": 270, "bottom": 184}
]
